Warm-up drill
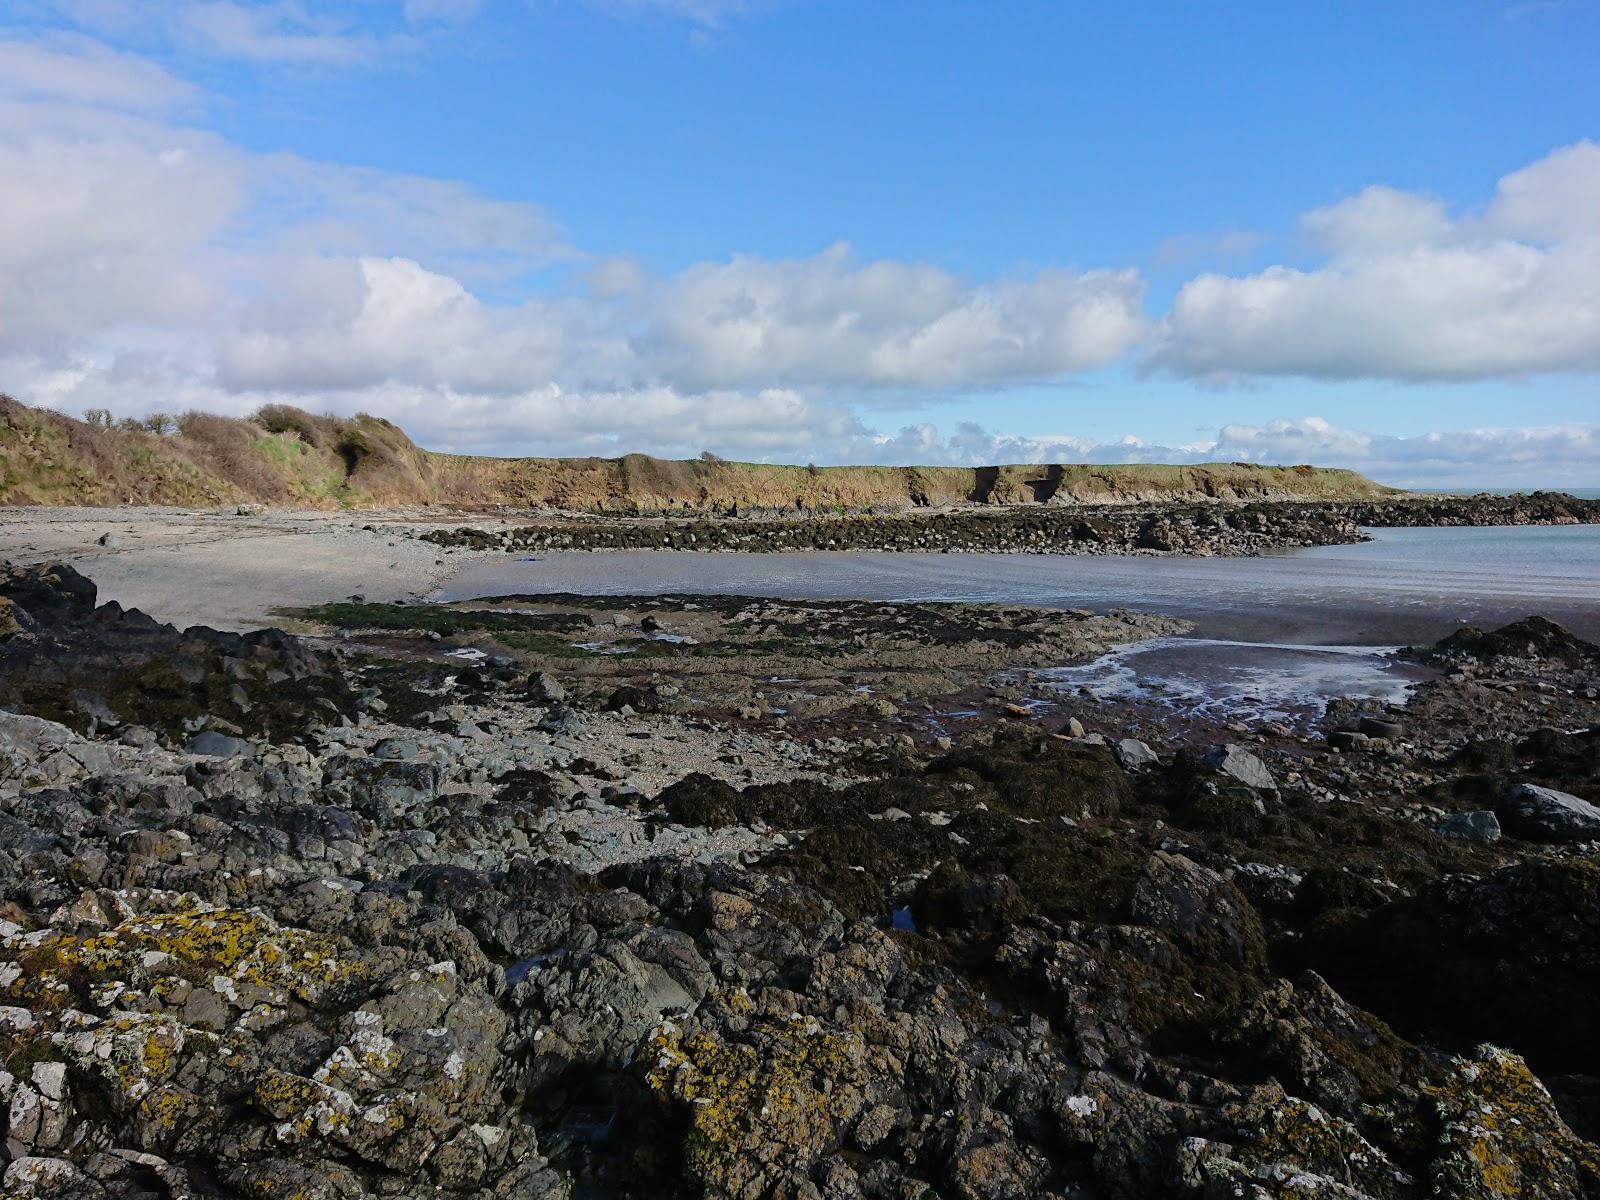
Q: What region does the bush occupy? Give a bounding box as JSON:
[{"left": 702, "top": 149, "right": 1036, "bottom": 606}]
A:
[
  {"left": 253, "top": 404, "right": 327, "bottom": 447},
  {"left": 175, "top": 411, "right": 290, "bottom": 501}
]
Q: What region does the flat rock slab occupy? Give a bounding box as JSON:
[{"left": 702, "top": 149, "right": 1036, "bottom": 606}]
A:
[
  {"left": 1497, "top": 783, "right": 1600, "bottom": 843},
  {"left": 1201, "top": 744, "right": 1277, "bottom": 791}
]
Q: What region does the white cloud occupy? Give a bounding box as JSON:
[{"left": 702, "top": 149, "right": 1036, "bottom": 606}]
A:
[
  {"left": 1300, "top": 185, "right": 1451, "bottom": 256},
  {"left": 1150, "top": 141, "right": 1600, "bottom": 381},
  {"left": 1482, "top": 141, "right": 1600, "bottom": 244},
  {"left": 0, "top": 34, "right": 197, "bottom": 111},
  {"left": 649, "top": 243, "right": 1147, "bottom": 390},
  {"left": 216, "top": 257, "right": 618, "bottom": 393},
  {"left": 1210, "top": 416, "right": 1600, "bottom": 488},
  {"left": 0, "top": 106, "right": 240, "bottom": 351},
  {"left": 179, "top": 2, "right": 411, "bottom": 64},
  {"left": 586, "top": 0, "right": 754, "bottom": 29},
  {"left": 850, "top": 416, "right": 1600, "bottom": 488}
]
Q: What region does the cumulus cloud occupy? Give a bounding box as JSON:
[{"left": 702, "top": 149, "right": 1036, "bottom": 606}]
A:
[
  {"left": 649, "top": 244, "right": 1147, "bottom": 390},
  {"left": 850, "top": 416, "right": 1600, "bottom": 489},
  {"left": 0, "top": 34, "right": 1138, "bottom": 407},
  {"left": 0, "top": 34, "right": 197, "bottom": 111},
  {"left": 1149, "top": 141, "right": 1600, "bottom": 381}
]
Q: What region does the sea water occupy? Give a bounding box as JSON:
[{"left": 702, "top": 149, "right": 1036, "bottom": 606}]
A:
[{"left": 438, "top": 524, "right": 1600, "bottom": 722}]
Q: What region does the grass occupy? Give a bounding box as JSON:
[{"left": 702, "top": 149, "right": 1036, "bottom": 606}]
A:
[
  {"left": 294, "top": 601, "right": 602, "bottom": 659},
  {"left": 3, "top": 394, "right": 1407, "bottom": 511}
]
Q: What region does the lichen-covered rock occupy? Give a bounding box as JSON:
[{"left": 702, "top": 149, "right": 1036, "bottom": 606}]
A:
[
  {"left": 1426, "top": 1048, "right": 1600, "bottom": 1199},
  {"left": 644, "top": 1012, "right": 866, "bottom": 1198}
]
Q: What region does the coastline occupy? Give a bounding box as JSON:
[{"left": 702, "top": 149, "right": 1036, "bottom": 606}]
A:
[
  {"left": 4, "top": 494, "right": 1595, "bottom": 634},
  {"left": 0, "top": 505, "right": 491, "bottom": 631}
]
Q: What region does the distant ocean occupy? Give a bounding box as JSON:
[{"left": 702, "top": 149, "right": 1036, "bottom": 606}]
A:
[{"left": 1426, "top": 486, "right": 1600, "bottom": 499}]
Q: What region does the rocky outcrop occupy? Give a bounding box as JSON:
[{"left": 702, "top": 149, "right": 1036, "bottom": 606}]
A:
[
  {"left": 423, "top": 501, "right": 1371, "bottom": 557},
  {"left": 1306, "top": 858, "right": 1600, "bottom": 1078},
  {"left": 0, "top": 562, "right": 355, "bottom": 743},
  {"left": 1434, "top": 615, "right": 1600, "bottom": 668},
  {"left": 2, "top": 568, "right": 1599, "bottom": 1197},
  {"left": 422, "top": 493, "right": 1600, "bottom": 558},
  {"left": 1498, "top": 783, "right": 1600, "bottom": 842}
]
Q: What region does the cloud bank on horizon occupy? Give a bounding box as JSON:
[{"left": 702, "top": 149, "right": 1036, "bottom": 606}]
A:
[{"left": 0, "top": 4, "right": 1597, "bottom": 487}]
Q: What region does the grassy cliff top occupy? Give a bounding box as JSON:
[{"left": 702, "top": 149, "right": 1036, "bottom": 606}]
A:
[{"left": 0, "top": 395, "right": 1405, "bottom": 511}]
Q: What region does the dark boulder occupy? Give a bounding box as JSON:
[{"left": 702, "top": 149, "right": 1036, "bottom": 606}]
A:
[
  {"left": 1304, "top": 857, "right": 1600, "bottom": 1074},
  {"left": 1497, "top": 783, "right": 1600, "bottom": 843}
]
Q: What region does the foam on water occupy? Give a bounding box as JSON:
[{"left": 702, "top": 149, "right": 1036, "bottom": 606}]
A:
[{"left": 1036, "top": 637, "right": 1432, "bottom": 729}]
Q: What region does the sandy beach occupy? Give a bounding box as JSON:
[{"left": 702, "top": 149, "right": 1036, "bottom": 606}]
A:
[{"left": 0, "top": 505, "right": 496, "bottom": 630}]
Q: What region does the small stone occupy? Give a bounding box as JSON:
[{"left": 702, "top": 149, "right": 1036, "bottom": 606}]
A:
[
  {"left": 186, "top": 731, "right": 254, "bottom": 759},
  {"left": 1327, "top": 730, "right": 1370, "bottom": 752},
  {"left": 526, "top": 672, "right": 566, "bottom": 704}
]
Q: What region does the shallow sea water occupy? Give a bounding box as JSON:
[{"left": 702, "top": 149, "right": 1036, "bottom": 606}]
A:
[{"left": 438, "top": 524, "right": 1600, "bottom": 722}]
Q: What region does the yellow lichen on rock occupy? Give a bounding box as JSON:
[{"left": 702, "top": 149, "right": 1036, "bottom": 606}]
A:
[
  {"left": 1426, "top": 1047, "right": 1600, "bottom": 1199},
  {"left": 645, "top": 1014, "right": 865, "bottom": 1194},
  {"left": 1, "top": 905, "right": 369, "bottom": 1013}
]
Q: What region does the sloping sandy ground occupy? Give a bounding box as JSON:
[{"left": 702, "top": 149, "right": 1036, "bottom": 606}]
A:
[{"left": 0, "top": 505, "right": 496, "bottom": 630}]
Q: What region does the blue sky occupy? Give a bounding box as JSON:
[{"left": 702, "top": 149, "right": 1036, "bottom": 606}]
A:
[{"left": 1, "top": 0, "right": 1597, "bottom": 483}]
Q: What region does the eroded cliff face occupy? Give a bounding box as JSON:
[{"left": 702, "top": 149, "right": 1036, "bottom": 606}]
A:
[{"left": 2, "top": 395, "right": 1401, "bottom": 512}]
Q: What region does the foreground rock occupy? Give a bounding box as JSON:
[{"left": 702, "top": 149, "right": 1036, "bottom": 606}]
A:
[
  {"left": 1498, "top": 782, "right": 1600, "bottom": 842},
  {"left": 1, "top": 567, "right": 1598, "bottom": 1198}
]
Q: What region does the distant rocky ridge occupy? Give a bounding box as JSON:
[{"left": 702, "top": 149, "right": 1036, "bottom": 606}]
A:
[
  {"left": 1, "top": 394, "right": 1400, "bottom": 511},
  {"left": 422, "top": 491, "right": 1600, "bottom": 556}
]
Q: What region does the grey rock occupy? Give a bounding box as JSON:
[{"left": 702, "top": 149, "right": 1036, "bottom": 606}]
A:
[
  {"left": 538, "top": 705, "right": 584, "bottom": 737},
  {"left": 1498, "top": 783, "right": 1600, "bottom": 843},
  {"left": 185, "top": 731, "right": 254, "bottom": 759},
  {"left": 1114, "top": 738, "right": 1159, "bottom": 770},
  {"left": 1438, "top": 810, "right": 1501, "bottom": 842},
  {"left": 95, "top": 533, "right": 121, "bottom": 549},
  {"left": 1201, "top": 744, "right": 1277, "bottom": 791},
  {"left": 527, "top": 672, "right": 567, "bottom": 704},
  {"left": 372, "top": 737, "right": 419, "bottom": 761},
  {"left": 1131, "top": 850, "right": 1267, "bottom": 971},
  {"left": 1328, "top": 730, "right": 1371, "bottom": 751}
]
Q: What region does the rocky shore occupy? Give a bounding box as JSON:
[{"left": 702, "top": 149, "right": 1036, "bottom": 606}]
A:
[
  {"left": 2, "top": 560, "right": 1599, "bottom": 1199},
  {"left": 419, "top": 493, "right": 1600, "bottom": 557}
]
